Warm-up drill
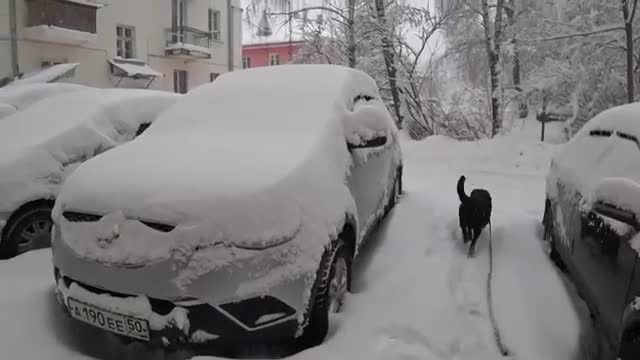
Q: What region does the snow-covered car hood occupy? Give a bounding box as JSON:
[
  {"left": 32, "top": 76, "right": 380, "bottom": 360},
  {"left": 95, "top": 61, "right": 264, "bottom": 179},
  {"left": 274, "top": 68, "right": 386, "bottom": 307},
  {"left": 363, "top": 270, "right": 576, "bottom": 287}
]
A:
[
  {"left": 0, "top": 88, "right": 180, "bottom": 231},
  {"left": 55, "top": 65, "right": 390, "bottom": 274}
]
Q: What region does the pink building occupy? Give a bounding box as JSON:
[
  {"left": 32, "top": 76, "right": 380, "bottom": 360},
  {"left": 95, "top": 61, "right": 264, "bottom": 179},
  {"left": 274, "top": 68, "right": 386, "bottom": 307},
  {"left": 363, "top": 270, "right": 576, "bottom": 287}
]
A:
[{"left": 242, "top": 41, "right": 304, "bottom": 68}]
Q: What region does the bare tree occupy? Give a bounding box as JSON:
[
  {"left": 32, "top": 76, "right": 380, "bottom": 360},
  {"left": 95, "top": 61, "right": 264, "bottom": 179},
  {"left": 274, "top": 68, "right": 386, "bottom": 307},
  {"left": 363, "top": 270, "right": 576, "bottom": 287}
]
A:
[
  {"left": 480, "top": 0, "right": 505, "bottom": 136},
  {"left": 374, "top": 0, "right": 403, "bottom": 128},
  {"left": 622, "top": 0, "right": 639, "bottom": 102}
]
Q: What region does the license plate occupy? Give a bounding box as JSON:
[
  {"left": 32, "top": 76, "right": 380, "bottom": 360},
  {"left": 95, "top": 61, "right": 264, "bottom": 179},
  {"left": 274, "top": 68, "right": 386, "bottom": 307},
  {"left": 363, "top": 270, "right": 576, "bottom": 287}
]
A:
[{"left": 67, "top": 297, "right": 150, "bottom": 341}]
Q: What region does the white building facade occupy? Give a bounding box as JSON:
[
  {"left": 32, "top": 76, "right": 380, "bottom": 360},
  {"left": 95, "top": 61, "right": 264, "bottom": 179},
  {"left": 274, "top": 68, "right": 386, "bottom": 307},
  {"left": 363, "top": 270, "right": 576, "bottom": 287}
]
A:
[{"left": 0, "top": 0, "right": 243, "bottom": 92}]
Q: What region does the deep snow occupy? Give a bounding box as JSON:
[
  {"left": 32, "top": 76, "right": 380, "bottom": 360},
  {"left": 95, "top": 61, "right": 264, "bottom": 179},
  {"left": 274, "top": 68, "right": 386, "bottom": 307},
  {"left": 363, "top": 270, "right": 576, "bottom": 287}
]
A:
[{"left": 0, "top": 129, "right": 588, "bottom": 360}]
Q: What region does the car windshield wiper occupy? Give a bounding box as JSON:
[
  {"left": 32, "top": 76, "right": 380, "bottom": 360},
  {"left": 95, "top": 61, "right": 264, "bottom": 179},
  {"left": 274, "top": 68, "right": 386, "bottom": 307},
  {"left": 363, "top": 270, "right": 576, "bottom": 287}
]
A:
[{"left": 589, "top": 129, "right": 612, "bottom": 137}]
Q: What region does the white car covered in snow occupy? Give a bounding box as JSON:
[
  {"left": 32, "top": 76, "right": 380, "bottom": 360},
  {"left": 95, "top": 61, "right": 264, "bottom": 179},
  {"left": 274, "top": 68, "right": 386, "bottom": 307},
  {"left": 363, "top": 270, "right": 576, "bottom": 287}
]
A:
[
  {"left": 0, "top": 88, "right": 180, "bottom": 259},
  {"left": 544, "top": 103, "right": 640, "bottom": 360},
  {"left": 0, "top": 83, "right": 88, "bottom": 120},
  {"left": 52, "top": 64, "right": 403, "bottom": 350}
]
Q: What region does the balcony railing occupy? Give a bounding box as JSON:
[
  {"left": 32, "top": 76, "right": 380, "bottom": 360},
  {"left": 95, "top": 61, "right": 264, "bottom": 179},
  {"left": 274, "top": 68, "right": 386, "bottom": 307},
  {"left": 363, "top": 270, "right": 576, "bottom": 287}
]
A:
[
  {"left": 27, "top": 0, "right": 98, "bottom": 34},
  {"left": 166, "top": 26, "right": 212, "bottom": 50}
]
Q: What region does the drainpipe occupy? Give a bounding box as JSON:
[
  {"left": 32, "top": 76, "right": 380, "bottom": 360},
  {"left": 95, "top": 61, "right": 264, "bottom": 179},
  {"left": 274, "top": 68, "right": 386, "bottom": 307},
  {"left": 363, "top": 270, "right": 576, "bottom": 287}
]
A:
[
  {"left": 227, "top": 0, "right": 234, "bottom": 71},
  {"left": 9, "top": 0, "right": 19, "bottom": 77}
]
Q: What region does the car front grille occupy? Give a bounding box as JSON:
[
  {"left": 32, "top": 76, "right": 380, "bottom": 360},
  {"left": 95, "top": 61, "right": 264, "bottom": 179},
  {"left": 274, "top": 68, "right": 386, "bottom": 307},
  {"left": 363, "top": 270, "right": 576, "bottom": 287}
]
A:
[
  {"left": 63, "top": 211, "right": 103, "bottom": 222},
  {"left": 62, "top": 212, "right": 174, "bottom": 232}
]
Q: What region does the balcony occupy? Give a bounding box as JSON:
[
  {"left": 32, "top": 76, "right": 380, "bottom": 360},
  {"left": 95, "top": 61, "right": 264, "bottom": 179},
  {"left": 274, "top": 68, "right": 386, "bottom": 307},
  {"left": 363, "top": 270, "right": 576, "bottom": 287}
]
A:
[
  {"left": 165, "top": 26, "right": 212, "bottom": 59},
  {"left": 25, "top": 0, "right": 102, "bottom": 45}
]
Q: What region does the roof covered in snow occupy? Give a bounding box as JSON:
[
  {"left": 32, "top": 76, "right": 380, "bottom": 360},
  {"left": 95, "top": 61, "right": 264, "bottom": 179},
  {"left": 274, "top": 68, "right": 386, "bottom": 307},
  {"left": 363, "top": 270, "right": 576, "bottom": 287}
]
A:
[{"left": 10, "top": 63, "right": 80, "bottom": 85}]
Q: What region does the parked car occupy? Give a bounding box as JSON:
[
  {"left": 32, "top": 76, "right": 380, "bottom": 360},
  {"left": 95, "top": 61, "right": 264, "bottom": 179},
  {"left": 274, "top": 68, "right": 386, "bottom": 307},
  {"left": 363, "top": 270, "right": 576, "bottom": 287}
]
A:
[
  {"left": 52, "top": 64, "right": 403, "bottom": 351},
  {"left": 0, "top": 82, "right": 88, "bottom": 120},
  {"left": 0, "top": 88, "right": 180, "bottom": 259},
  {"left": 544, "top": 103, "right": 640, "bottom": 360}
]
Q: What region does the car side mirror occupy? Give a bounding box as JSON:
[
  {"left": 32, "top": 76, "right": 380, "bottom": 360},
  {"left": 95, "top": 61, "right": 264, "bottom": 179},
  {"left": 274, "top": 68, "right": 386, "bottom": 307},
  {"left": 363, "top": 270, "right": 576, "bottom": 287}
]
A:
[
  {"left": 344, "top": 100, "right": 394, "bottom": 152},
  {"left": 593, "top": 178, "right": 640, "bottom": 229}
]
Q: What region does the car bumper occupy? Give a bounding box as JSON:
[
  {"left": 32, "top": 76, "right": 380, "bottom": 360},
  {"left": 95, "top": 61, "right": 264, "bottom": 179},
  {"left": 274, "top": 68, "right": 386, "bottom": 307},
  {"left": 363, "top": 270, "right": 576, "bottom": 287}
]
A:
[
  {"left": 52, "top": 227, "right": 316, "bottom": 348},
  {"left": 54, "top": 268, "right": 301, "bottom": 348}
]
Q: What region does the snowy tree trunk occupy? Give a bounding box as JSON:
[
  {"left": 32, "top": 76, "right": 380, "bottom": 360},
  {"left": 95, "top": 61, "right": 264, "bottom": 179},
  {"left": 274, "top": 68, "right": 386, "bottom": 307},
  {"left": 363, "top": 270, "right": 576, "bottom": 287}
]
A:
[
  {"left": 622, "top": 0, "right": 638, "bottom": 103},
  {"left": 374, "top": 0, "right": 404, "bottom": 128},
  {"left": 505, "top": 0, "right": 526, "bottom": 118},
  {"left": 482, "top": 0, "right": 505, "bottom": 136},
  {"left": 347, "top": 0, "right": 357, "bottom": 68}
]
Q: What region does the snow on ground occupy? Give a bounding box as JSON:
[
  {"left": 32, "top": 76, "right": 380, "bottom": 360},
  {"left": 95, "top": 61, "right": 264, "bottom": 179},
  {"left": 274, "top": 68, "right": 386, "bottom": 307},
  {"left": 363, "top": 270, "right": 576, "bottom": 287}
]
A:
[{"left": 0, "top": 133, "right": 589, "bottom": 360}]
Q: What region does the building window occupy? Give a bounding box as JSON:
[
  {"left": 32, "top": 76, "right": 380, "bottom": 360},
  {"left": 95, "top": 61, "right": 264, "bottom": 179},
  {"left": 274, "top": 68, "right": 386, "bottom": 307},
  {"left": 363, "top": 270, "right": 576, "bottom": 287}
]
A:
[
  {"left": 210, "top": 73, "right": 219, "bottom": 82},
  {"left": 116, "top": 25, "right": 135, "bottom": 59},
  {"left": 209, "top": 9, "right": 221, "bottom": 41},
  {"left": 269, "top": 53, "right": 280, "bottom": 66},
  {"left": 242, "top": 57, "right": 251, "bottom": 69},
  {"left": 174, "top": 70, "right": 188, "bottom": 94}
]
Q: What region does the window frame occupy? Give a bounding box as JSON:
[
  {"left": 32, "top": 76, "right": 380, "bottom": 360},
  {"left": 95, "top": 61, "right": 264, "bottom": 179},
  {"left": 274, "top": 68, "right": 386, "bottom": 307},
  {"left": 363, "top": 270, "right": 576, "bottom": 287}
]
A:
[
  {"left": 174, "top": 69, "right": 188, "bottom": 94},
  {"left": 116, "top": 25, "right": 136, "bottom": 59},
  {"left": 269, "top": 53, "right": 280, "bottom": 66},
  {"left": 208, "top": 9, "right": 221, "bottom": 41}
]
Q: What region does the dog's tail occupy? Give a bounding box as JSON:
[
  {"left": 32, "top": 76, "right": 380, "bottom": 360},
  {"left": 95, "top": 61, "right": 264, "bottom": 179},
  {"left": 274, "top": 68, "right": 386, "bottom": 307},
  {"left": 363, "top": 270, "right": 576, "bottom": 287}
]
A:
[{"left": 457, "top": 175, "right": 468, "bottom": 202}]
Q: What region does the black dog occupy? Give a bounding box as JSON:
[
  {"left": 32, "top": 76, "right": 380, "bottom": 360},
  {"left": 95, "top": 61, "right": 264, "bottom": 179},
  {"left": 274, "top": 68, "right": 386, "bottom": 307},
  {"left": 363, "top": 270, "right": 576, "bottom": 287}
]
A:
[{"left": 457, "top": 175, "right": 492, "bottom": 257}]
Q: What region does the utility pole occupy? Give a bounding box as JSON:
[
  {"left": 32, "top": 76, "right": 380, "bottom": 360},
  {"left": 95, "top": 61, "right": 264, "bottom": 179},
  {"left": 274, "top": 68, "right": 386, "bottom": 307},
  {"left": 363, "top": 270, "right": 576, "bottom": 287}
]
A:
[
  {"left": 227, "top": 0, "right": 235, "bottom": 71},
  {"left": 9, "top": 0, "right": 19, "bottom": 78}
]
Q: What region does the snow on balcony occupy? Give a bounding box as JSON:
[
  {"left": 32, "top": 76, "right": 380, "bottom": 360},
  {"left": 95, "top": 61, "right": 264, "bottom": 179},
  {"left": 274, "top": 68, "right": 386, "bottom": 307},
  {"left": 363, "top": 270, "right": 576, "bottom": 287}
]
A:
[{"left": 23, "top": 25, "right": 97, "bottom": 46}]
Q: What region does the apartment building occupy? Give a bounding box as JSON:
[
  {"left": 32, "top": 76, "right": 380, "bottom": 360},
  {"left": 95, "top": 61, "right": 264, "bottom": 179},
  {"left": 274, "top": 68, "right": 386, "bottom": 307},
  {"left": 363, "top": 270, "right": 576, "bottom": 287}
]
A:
[{"left": 0, "top": 0, "right": 242, "bottom": 92}]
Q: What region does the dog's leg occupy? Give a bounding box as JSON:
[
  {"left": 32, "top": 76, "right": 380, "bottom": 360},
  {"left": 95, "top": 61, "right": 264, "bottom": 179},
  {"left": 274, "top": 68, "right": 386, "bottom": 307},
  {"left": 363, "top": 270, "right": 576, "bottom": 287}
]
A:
[
  {"left": 463, "top": 227, "right": 471, "bottom": 243},
  {"left": 468, "top": 228, "right": 482, "bottom": 257}
]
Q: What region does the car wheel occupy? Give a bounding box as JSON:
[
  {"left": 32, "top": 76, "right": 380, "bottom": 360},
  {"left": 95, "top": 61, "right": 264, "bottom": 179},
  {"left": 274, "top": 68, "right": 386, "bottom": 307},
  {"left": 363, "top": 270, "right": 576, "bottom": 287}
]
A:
[
  {"left": 385, "top": 171, "right": 402, "bottom": 214},
  {"left": 297, "top": 239, "right": 351, "bottom": 349},
  {"left": 620, "top": 323, "right": 640, "bottom": 360},
  {"left": 543, "top": 209, "right": 566, "bottom": 272},
  {"left": 1, "top": 204, "right": 53, "bottom": 259}
]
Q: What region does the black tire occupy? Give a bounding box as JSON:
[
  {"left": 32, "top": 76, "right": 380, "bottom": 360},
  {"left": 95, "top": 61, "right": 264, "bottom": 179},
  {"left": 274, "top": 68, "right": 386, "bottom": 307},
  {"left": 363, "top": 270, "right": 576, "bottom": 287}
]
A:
[
  {"left": 296, "top": 239, "right": 351, "bottom": 349},
  {"left": 385, "top": 169, "right": 402, "bottom": 214},
  {"left": 543, "top": 208, "right": 566, "bottom": 272},
  {"left": 1, "top": 203, "right": 53, "bottom": 259},
  {"left": 620, "top": 323, "right": 640, "bottom": 360}
]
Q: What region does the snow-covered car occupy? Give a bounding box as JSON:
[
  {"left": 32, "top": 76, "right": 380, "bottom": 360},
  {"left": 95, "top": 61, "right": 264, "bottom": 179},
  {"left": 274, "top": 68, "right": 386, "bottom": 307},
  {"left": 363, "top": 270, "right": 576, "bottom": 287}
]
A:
[
  {"left": 52, "top": 64, "right": 403, "bottom": 350},
  {"left": 0, "top": 83, "right": 88, "bottom": 120},
  {"left": 0, "top": 88, "right": 180, "bottom": 259},
  {"left": 543, "top": 103, "right": 640, "bottom": 360}
]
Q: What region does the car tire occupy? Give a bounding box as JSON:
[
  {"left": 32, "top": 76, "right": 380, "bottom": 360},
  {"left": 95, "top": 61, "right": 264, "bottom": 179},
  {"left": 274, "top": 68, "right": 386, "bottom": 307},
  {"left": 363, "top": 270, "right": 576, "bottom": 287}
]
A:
[
  {"left": 297, "top": 239, "right": 351, "bottom": 349},
  {"left": 0, "top": 203, "right": 53, "bottom": 259},
  {"left": 543, "top": 208, "right": 566, "bottom": 272},
  {"left": 385, "top": 169, "right": 402, "bottom": 214},
  {"left": 620, "top": 323, "right": 640, "bottom": 360}
]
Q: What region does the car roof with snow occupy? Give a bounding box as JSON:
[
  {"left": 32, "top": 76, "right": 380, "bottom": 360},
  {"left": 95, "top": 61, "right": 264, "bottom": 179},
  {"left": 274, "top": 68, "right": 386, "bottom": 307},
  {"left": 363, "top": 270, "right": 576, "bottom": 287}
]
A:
[
  {"left": 552, "top": 102, "right": 640, "bottom": 201},
  {"left": 0, "top": 88, "right": 179, "bottom": 157}
]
